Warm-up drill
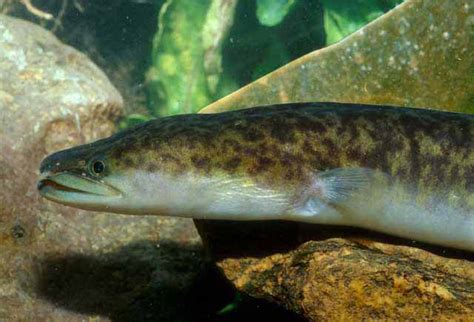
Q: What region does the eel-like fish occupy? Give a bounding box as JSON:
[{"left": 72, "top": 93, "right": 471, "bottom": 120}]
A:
[{"left": 37, "top": 103, "right": 474, "bottom": 251}]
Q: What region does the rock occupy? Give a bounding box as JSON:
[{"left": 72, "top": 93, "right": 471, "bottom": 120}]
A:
[
  {"left": 196, "top": 221, "right": 474, "bottom": 320},
  {"left": 0, "top": 14, "right": 202, "bottom": 320},
  {"left": 196, "top": 0, "right": 474, "bottom": 319},
  {"left": 217, "top": 239, "right": 474, "bottom": 321}
]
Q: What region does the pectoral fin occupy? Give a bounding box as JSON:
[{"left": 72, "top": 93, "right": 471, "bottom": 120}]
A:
[
  {"left": 291, "top": 168, "right": 384, "bottom": 223},
  {"left": 314, "top": 168, "right": 378, "bottom": 204}
]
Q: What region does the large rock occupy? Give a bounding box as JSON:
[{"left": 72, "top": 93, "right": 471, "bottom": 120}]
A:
[
  {"left": 0, "top": 14, "right": 202, "bottom": 320},
  {"left": 218, "top": 239, "right": 473, "bottom": 321},
  {"left": 196, "top": 219, "right": 474, "bottom": 320},
  {"left": 196, "top": 0, "right": 474, "bottom": 319}
]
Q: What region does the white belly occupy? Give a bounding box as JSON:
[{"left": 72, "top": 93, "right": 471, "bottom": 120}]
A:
[{"left": 292, "top": 182, "right": 474, "bottom": 251}]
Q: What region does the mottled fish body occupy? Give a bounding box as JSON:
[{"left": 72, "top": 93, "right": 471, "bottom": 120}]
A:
[{"left": 38, "top": 103, "right": 474, "bottom": 251}]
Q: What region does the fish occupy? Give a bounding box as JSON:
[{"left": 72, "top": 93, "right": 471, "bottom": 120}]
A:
[{"left": 37, "top": 102, "right": 474, "bottom": 251}]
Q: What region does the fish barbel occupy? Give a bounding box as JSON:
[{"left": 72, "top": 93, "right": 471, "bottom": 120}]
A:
[{"left": 37, "top": 103, "right": 474, "bottom": 251}]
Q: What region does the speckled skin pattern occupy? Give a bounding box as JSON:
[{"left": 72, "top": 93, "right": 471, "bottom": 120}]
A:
[{"left": 40, "top": 102, "right": 474, "bottom": 210}]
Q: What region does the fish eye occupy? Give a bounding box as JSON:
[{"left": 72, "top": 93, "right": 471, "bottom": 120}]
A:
[{"left": 90, "top": 160, "right": 105, "bottom": 175}]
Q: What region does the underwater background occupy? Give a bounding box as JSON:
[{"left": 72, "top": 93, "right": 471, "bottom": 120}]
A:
[
  {"left": 0, "top": 0, "right": 473, "bottom": 321},
  {"left": 2, "top": 0, "right": 403, "bottom": 120}
]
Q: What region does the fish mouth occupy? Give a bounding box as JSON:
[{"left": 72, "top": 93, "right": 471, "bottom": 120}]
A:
[{"left": 37, "top": 172, "right": 122, "bottom": 206}]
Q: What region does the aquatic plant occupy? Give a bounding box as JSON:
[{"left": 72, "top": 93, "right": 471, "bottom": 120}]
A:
[{"left": 146, "top": 0, "right": 403, "bottom": 116}]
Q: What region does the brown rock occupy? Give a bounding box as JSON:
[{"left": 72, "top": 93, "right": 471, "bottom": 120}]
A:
[
  {"left": 217, "top": 239, "right": 473, "bottom": 321},
  {"left": 195, "top": 220, "right": 474, "bottom": 320}
]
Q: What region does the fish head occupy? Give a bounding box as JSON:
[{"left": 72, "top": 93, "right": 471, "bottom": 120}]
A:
[
  {"left": 37, "top": 116, "right": 230, "bottom": 216},
  {"left": 37, "top": 132, "right": 129, "bottom": 211}
]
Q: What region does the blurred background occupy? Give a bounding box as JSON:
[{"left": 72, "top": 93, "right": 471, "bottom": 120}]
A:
[{"left": 1, "top": 0, "right": 402, "bottom": 121}]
